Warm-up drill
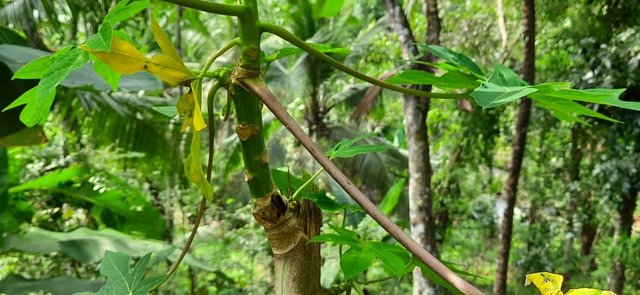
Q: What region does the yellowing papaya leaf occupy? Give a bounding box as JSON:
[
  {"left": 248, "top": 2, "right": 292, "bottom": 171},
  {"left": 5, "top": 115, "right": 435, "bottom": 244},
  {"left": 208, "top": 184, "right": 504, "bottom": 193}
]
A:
[
  {"left": 184, "top": 131, "right": 212, "bottom": 200},
  {"left": 147, "top": 54, "right": 194, "bottom": 86},
  {"left": 150, "top": 15, "right": 182, "bottom": 64},
  {"left": 190, "top": 80, "right": 207, "bottom": 131},
  {"left": 89, "top": 37, "right": 147, "bottom": 74},
  {"left": 148, "top": 14, "right": 195, "bottom": 86},
  {"left": 524, "top": 272, "right": 563, "bottom": 295},
  {"left": 177, "top": 92, "right": 195, "bottom": 132},
  {"left": 566, "top": 289, "right": 617, "bottom": 295}
]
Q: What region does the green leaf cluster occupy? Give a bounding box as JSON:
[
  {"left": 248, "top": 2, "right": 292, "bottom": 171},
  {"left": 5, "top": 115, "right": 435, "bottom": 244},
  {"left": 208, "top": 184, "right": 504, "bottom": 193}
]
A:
[{"left": 391, "top": 45, "right": 639, "bottom": 123}]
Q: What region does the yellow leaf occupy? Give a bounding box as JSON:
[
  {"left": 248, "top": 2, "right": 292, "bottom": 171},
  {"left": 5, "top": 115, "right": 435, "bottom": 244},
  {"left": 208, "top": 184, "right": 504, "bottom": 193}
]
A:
[
  {"left": 150, "top": 15, "right": 182, "bottom": 63},
  {"left": 147, "top": 54, "right": 195, "bottom": 86},
  {"left": 177, "top": 92, "right": 195, "bottom": 132},
  {"left": 184, "top": 131, "right": 212, "bottom": 200},
  {"left": 190, "top": 80, "right": 207, "bottom": 131},
  {"left": 176, "top": 89, "right": 206, "bottom": 132},
  {"left": 90, "top": 37, "right": 147, "bottom": 74},
  {"left": 566, "top": 289, "right": 617, "bottom": 295},
  {"left": 524, "top": 272, "right": 564, "bottom": 295},
  {"left": 148, "top": 14, "right": 195, "bottom": 86}
]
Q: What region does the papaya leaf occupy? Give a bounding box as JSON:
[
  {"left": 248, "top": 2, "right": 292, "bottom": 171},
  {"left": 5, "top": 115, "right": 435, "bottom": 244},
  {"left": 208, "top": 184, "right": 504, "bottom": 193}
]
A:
[
  {"left": 420, "top": 45, "right": 484, "bottom": 76},
  {"left": 387, "top": 69, "right": 480, "bottom": 89},
  {"left": 189, "top": 80, "right": 207, "bottom": 131},
  {"left": 11, "top": 55, "right": 51, "bottom": 80},
  {"left": 470, "top": 82, "right": 537, "bottom": 109},
  {"left": 314, "top": 0, "right": 346, "bottom": 18},
  {"left": 103, "top": 0, "right": 150, "bottom": 25},
  {"left": 327, "top": 133, "right": 392, "bottom": 159},
  {"left": 86, "top": 21, "right": 113, "bottom": 52},
  {"left": 533, "top": 96, "right": 619, "bottom": 124},
  {"left": 152, "top": 106, "right": 177, "bottom": 117},
  {"left": 487, "top": 64, "right": 528, "bottom": 87},
  {"left": 565, "top": 288, "right": 616, "bottom": 295},
  {"left": 309, "top": 234, "right": 361, "bottom": 248},
  {"left": 5, "top": 47, "right": 89, "bottom": 126},
  {"left": 91, "top": 56, "right": 120, "bottom": 91},
  {"left": 366, "top": 243, "right": 406, "bottom": 276},
  {"left": 184, "top": 131, "right": 212, "bottom": 200},
  {"left": 378, "top": 178, "right": 405, "bottom": 215},
  {"left": 89, "top": 37, "right": 147, "bottom": 75},
  {"left": 524, "top": 272, "right": 563, "bottom": 295},
  {"left": 340, "top": 247, "right": 375, "bottom": 280},
  {"left": 150, "top": 15, "right": 182, "bottom": 64},
  {"left": 90, "top": 251, "right": 164, "bottom": 295}
]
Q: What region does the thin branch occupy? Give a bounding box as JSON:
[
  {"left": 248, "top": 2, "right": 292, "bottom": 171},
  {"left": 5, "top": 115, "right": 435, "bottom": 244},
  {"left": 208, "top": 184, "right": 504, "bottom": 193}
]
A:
[
  {"left": 259, "top": 23, "right": 469, "bottom": 100},
  {"left": 198, "top": 38, "right": 240, "bottom": 80},
  {"left": 242, "top": 77, "right": 484, "bottom": 295},
  {"left": 153, "top": 83, "right": 222, "bottom": 289},
  {"left": 161, "top": 0, "right": 247, "bottom": 16}
]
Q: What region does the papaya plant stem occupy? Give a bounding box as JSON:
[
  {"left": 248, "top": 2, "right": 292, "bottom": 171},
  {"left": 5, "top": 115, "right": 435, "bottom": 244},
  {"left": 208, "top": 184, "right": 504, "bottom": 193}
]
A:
[
  {"left": 290, "top": 168, "right": 323, "bottom": 200},
  {"left": 242, "top": 77, "right": 484, "bottom": 295},
  {"left": 207, "top": 82, "right": 221, "bottom": 179},
  {"left": 258, "top": 23, "right": 470, "bottom": 100},
  {"left": 161, "top": 0, "right": 247, "bottom": 16},
  {"left": 197, "top": 38, "right": 240, "bottom": 80}
]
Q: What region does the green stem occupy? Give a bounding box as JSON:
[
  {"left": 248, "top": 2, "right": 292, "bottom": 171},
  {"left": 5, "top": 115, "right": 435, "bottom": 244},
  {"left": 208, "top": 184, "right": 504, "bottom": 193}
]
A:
[
  {"left": 259, "top": 23, "right": 470, "bottom": 99},
  {"left": 356, "top": 276, "right": 395, "bottom": 285},
  {"left": 232, "top": 0, "right": 275, "bottom": 199},
  {"left": 290, "top": 168, "right": 323, "bottom": 200},
  {"left": 161, "top": 0, "right": 247, "bottom": 16},
  {"left": 197, "top": 38, "right": 240, "bottom": 80}
]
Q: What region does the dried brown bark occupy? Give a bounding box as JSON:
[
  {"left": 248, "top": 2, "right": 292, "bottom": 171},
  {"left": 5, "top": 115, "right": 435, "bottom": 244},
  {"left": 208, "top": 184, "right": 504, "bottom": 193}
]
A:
[
  {"left": 380, "top": 0, "right": 441, "bottom": 294},
  {"left": 493, "top": 0, "right": 535, "bottom": 294}
]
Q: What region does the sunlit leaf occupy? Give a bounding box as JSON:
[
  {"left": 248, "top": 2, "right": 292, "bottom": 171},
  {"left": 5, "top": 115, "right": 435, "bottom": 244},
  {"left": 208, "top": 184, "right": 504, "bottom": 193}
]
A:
[
  {"left": 91, "top": 56, "right": 120, "bottom": 90},
  {"left": 103, "top": 0, "right": 150, "bottom": 24},
  {"left": 90, "top": 37, "right": 147, "bottom": 74},
  {"left": 524, "top": 272, "right": 563, "bottom": 295},
  {"left": 86, "top": 22, "right": 113, "bottom": 52},
  {"left": 11, "top": 55, "right": 51, "bottom": 80},
  {"left": 314, "top": 0, "right": 346, "bottom": 18},
  {"left": 5, "top": 47, "right": 89, "bottom": 127},
  {"left": 565, "top": 288, "right": 617, "bottom": 295}
]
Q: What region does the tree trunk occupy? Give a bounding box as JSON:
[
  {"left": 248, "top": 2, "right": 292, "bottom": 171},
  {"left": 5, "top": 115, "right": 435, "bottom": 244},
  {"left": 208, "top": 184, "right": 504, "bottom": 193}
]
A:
[
  {"left": 493, "top": 0, "right": 535, "bottom": 294},
  {"left": 232, "top": 2, "right": 324, "bottom": 293},
  {"left": 380, "top": 0, "right": 441, "bottom": 294},
  {"left": 563, "top": 125, "right": 581, "bottom": 269},
  {"left": 608, "top": 187, "right": 638, "bottom": 294}
]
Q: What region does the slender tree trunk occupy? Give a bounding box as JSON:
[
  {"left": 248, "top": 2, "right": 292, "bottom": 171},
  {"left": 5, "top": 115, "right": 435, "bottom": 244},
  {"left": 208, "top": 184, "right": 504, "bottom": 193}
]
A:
[
  {"left": 493, "top": 0, "right": 535, "bottom": 294},
  {"left": 380, "top": 0, "right": 441, "bottom": 294},
  {"left": 563, "top": 125, "right": 581, "bottom": 269},
  {"left": 231, "top": 2, "right": 324, "bottom": 294},
  {"left": 608, "top": 187, "right": 638, "bottom": 293}
]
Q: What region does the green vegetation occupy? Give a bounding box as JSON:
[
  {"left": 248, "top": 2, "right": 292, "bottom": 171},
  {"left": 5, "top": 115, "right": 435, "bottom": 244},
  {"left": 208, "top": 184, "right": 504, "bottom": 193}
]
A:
[{"left": 0, "top": 0, "right": 638, "bottom": 294}]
